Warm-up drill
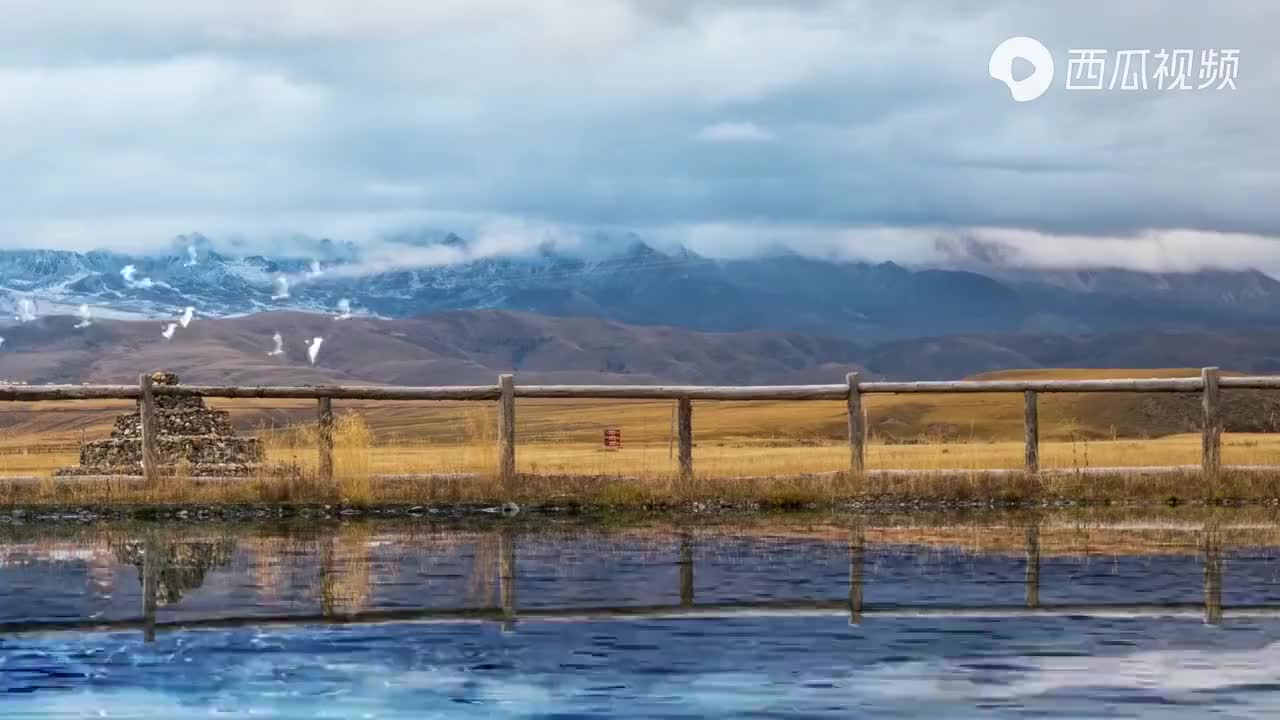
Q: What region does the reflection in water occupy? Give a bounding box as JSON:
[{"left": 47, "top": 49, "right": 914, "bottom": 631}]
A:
[
  {"left": 112, "top": 535, "right": 237, "bottom": 607},
  {"left": 1025, "top": 524, "right": 1040, "bottom": 608},
  {"left": 1204, "top": 527, "right": 1224, "bottom": 625},
  {"left": 0, "top": 519, "right": 1262, "bottom": 635},
  {"left": 679, "top": 532, "right": 694, "bottom": 608},
  {"left": 499, "top": 529, "right": 516, "bottom": 632},
  {"left": 318, "top": 524, "right": 373, "bottom": 617},
  {"left": 0, "top": 516, "right": 1277, "bottom": 716},
  {"left": 849, "top": 525, "right": 863, "bottom": 624},
  {"left": 469, "top": 530, "right": 500, "bottom": 608}
]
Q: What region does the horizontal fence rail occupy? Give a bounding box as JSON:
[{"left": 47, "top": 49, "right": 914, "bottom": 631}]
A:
[
  {"left": 16, "top": 374, "right": 1280, "bottom": 402},
  {"left": 13, "top": 375, "right": 1280, "bottom": 402},
  {"left": 0, "top": 366, "right": 1268, "bottom": 485}
]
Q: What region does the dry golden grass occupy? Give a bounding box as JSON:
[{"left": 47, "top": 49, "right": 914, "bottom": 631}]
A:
[
  {"left": 1, "top": 433, "right": 1257, "bottom": 480},
  {"left": 12, "top": 426, "right": 1278, "bottom": 481},
  {"left": 3, "top": 457, "right": 1280, "bottom": 508}
]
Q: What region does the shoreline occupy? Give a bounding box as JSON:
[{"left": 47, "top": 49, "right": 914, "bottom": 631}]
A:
[
  {"left": 1, "top": 495, "right": 1277, "bottom": 525},
  {"left": 6, "top": 466, "right": 1280, "bottom": 521}
]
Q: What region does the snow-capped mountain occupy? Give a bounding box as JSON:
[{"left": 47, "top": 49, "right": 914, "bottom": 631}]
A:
[{"left": 4, "top": 231, "right": 1280, "bottom": 340}]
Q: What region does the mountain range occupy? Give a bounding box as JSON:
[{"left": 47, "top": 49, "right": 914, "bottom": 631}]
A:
[{"left": 3, "top": 232, "right": 1280, "bottom": 341}]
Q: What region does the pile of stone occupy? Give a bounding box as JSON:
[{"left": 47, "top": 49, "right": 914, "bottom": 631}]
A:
[{"left": 56, "top": 371, "right": 264, "bottom": 477}]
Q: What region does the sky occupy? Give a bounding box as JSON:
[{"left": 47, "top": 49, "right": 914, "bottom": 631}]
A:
[{"left": 1, "top": 0, "right": 1278, "bottom": 272}]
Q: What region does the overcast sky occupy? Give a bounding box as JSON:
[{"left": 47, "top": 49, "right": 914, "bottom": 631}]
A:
[{"left": 1, "top": 1, "right": 1278, "bottom": 272}]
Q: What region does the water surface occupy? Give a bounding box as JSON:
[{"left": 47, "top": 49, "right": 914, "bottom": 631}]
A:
[{"left": 3, "top": 516, "right": 1280, "bottom": 717}]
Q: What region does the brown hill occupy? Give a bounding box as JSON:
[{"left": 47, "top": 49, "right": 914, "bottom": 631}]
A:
[
  {"left": 865, "top": 331, "right": 1280, "bottom": 380},
  {"left": 0, "top": 310, "right": 866, "bottom": 386},
  {"left": 865, "top": 368, "right": 1280, "bottom": 443},
  {"left": 5, "top": 312, "right": 1280, "bottom": 447}
]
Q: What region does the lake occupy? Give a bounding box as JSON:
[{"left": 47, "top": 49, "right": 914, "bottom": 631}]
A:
[{"left": 3, "top": 513, "right": 1280, "bottom": 717}]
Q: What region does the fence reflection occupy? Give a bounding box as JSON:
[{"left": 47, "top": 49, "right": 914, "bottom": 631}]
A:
[
  {"left": 0, "top": 521, "right": 1250, "bottom": 643},
  {"left": 1203, "top": 528, "right": 1223, "bottom": 625},
  {"left": 849, "top": 527, "right": 864, "bottom": 624},
  {"left": 1025, "top": 525, "right": 1040, "bottom": 609},
  {"left": 679, "top": 533, "right": 694, "bottom": 608}
]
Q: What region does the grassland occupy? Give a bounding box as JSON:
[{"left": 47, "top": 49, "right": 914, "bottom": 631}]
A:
[
  {"left": 0, "top": 401, "right": 1251, "bottom": 479},
  {"left": 4, "top": 368, "right": 1280, "bottom": 507}
]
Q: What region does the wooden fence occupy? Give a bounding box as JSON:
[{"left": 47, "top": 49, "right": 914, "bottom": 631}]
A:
[{"left": 0, "top": 367, "right": 1270, "bottom": 485}]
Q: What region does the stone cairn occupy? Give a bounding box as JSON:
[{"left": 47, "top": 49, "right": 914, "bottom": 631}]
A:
[{"left": 56, "top": 371, "right": 264, "bottom": 477}]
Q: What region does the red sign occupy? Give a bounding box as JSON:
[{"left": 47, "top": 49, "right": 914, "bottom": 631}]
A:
[{"left": 603, "top": 428, "right": 622, "bottom": 449}]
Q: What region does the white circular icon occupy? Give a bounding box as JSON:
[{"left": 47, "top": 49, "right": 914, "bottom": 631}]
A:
[{"left": 990, "top": 36, "right": 1054, "bottom": 102}]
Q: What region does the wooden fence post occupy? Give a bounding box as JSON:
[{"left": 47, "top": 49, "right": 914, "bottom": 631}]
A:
[
  {"left": 1201, "top": 367, "right": 1221, "bottom": 478},
  {"left": 138, "top": 373, "right": 159, "bottom": 486},
  {"left": 498, "top": 374, "right": 516, "bottom": 490},
  {"left": 677, "top": 397, "right": 693, "bottom": 482},
  {"left": 1024, "top": 391, "right": 1039, "bottom": 474},
  {"left": 847, "top": 372, "right": 864, "bottom": 475},
  {"left": 317, "top": 397, "right": 334, "bottom": 483}
]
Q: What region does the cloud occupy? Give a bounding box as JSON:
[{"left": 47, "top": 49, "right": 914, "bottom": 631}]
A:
[
  {"left": 695, "top": 122, "right": 775, "bottom": 143},
  {"left": 0, "top": 1, "right": 1276, "bottom": 273},
  {"left": 668, "top": 222, "right": 1280, "bottom": 276},
  {"left": 313, "top": 218, "right": 586, "bottom": 277}
]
